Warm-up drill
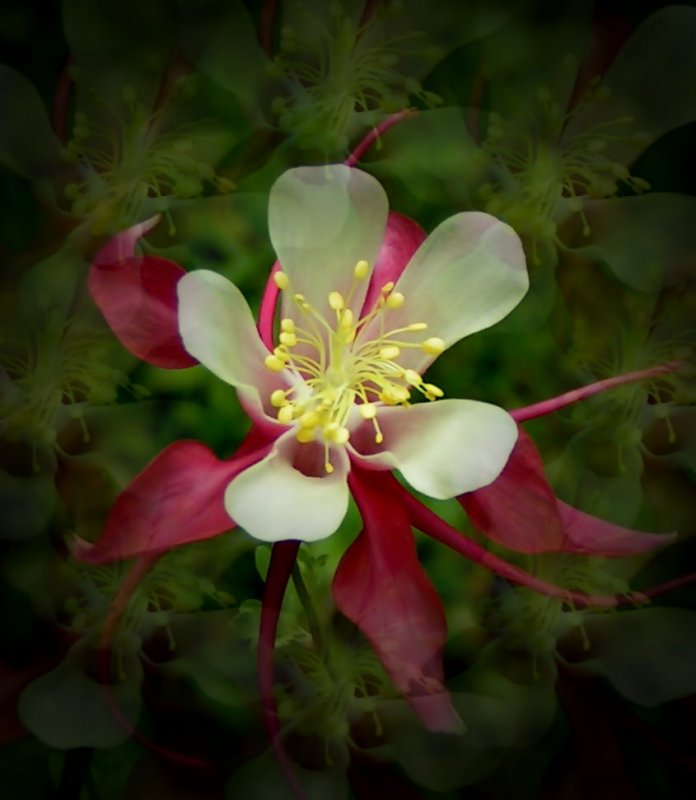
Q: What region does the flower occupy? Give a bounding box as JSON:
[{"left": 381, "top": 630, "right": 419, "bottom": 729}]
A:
[
  {"left": 174, "top": 164, "right": 528, "bottom": 542},
  {"left": 80, "top": 163, "right": 679, "bottom": 740}
]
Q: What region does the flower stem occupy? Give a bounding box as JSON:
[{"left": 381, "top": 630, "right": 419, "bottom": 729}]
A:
[
  {"left": 291, "top": 562, "right": 324, "bottom": 650},
  {"left": 510, "top": 361, "right": 684, "bottom": 423},
  {"left": 259, "top": 540, "right": 307, "bottom": 800},
  {"left": 344, "top": 109, "right": 418, "bottom": 167}
]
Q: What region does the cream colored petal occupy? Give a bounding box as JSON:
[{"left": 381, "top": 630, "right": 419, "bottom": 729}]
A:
[
  {"left": 268, "top": 165, "right": 388, "bottom": 324},
  {"left": 224, "top": 430, "right": 350, "bottom": 542},
  {"left": 351, "top": 399, "right": 518, "bottom": 499},
  {"left": 357, "top": 212, "right": 528, "bottom": 374},
  {"left": 178, "top": 269, "right": 291, "bottom": 421}
]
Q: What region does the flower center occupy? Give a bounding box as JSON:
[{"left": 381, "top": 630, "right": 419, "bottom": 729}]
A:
[{"left": 263, "top": 261, "right": 444, "bottom": 472}]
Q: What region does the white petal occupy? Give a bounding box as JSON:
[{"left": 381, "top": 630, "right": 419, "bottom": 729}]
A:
[
  {"left": 177, "top": 269, "right": 290, "bottom": 419},
  {"left": 268, "top": 165, "right": 389, "bottom": 322},
  {"left": 224, "top": 430, "right": 350, "bottom": 542},
  {"left": 357, "top": 212, "right": 528, "bottom": 373},
  {"left": 351, "top": 399, "right": 518, "bottom": 499}
]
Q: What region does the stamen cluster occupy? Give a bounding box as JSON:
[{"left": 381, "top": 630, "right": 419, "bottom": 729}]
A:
[{"left": 263, "top": 260, "right": 444, "bottom": 472}]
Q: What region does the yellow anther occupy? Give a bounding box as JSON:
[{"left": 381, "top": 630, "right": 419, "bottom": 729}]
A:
[
  {"left": 403, "top": 369, "right": 422, "bottom": 386},
  {"left": 274, "top": 271, "right": 290, "bottom": 290},
  {"left": 264, "top": 355, "right": 286, "bottom": 372},
  {"left": 324, "top": 423, "right": 350, "bottom": 444},
  {"left": 280, "top": 318, "right": 296, "bottom": 333},
  {"left": 359, "top": 403, "right": 377, "bottom": 420},
  {"left": 296, "top": 427, "right": 315, "bottom": 443},
  {"left": 386, "top": 291, "right": 405, "bottom": 309},
  {"left": 299, "top": 411, "right": 320, "bottom": 428},
  {"left": 380, "top": 385, "right": 410, "bottom": 404},
  {"left": 354, "top": 259, "right": 369, "bottom": 280},
  {"left": 293, "top": 293, "right": 305, "bottom": 302},
  {"left": 424, "top": 383, "right": 444, "bottom": 399},
  {"left": 279, "top": 331, "right": 297, "bottom": 347},
  {"left": 277, "top": 405, "right": 295, "bottom": 423},
  {"left": 273, "top": 346, "right": 289, "bottom": 360},
  {"left": 270, "top": 389, "right": 287, "bottom": 407},
  {"left": 422, "top": 337, "right": 446, "bottom": 355},
  {"left": 381, "top": 281, "right": 395, "bottom": 293},
  {"left": 379, "top": 345, "right": 400, "bottom": 360},
  {"left": 407, "top": 322, "right": 428, "bottom": 331},
  {"left": 328, "top": 291, "right": 345, "bottom": 311},
  {"left": 325, "top": 462, "right": 334, "bottom": 473},
  {"left": 340, "top": 308, "right": 354, "bottom": 328},
  {"left": 375, "top": 432, "right": 384, "bottom": 444}
]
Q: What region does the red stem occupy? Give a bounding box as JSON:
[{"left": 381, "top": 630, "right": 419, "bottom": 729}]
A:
[
  {"left": 258, "top": 540, "right": 306, "bottom": 800},
  {"left": 511, "top": 361, "right": 684, "bottom": 423},
  {"left": 635, "top": 572, "right": 696, "bottom": 601},
  {"left": 344, "top": 109, "right": 417, "bottom": 167},
  {"left": 392, "top": 479, "right": 646, "bottom": 608}
]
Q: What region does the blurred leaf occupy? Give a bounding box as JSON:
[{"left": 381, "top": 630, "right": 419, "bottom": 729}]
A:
[{"left": 570, "top": 607, "right": 696, "bottom": 706}]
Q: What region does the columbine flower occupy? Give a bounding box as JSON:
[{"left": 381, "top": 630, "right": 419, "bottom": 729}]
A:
[
  {"left": 173, "top": 164, "right": 528, "bottom": 542},
  {"left": 80, "top": 163, "right": 680, "bottom": 743}
]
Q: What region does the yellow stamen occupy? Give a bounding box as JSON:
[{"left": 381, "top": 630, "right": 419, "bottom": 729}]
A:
[
  {"left": 379, "top": 345, "right": 400, "bottom": 360},
  {"left": 270, "top": 389, "right": 287, "bottom": 407},
  {"left": 386, "top": 291, "right": 405, "bottom": 309},
  {"left": 359, "top": 403, "right": 377, "bottom": 420},
  {"left": 354, "top": 259, "right": 369, "bottom": 280},
  {"left": 274, "top": 271, "right": 290, "bottom": 290},
  {"left": 328, "top": 291, "right": 345, "bottom": 311},
  {"left": 264, "top": 354, "right": 286, "bottom": 371},
  {"left": 422, "top": 337, "right": 445, "bottom": 355},
  {"left": 296, "top": 427, "right": 315, "bottom": 443},
  {"left": 277, "top": 405, "right": 295, "bottom": 423},
  {"left": 263, "top": 267, "right": 446, "bottom": 452},
  {"left": 279, "top": 331, "right": 297, "bottom": 347},
  {"left": 403, "top": 369, "right": 422, "bottom": 386}
]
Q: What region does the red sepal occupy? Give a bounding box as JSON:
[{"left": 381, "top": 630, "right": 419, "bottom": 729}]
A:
[
  {"left": 460, "top": 428, "right": 674, "bottom": 557},
  {"left": 89, "top": 218, "right": 197, "bottom": 368},
  {"left": 333, "top": 468, "right": 462, "bottom": 733},
  {"left": 459, "top": 428, "right": 565, "bottom": 553},
  {"left": 75, "top": 439, "right": 270, "bottom": 563}
]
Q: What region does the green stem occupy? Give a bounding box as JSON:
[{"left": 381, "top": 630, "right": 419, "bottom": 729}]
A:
[{"left": 291, "top": 562, "right": 324, "bottom": 650}]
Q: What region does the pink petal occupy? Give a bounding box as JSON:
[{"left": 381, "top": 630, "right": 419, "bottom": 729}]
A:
[
  {"left": 360, "top": 211, "right": 427, "bottom": 315},
  {"left": 258, "top": 261, "right": 281, "bottom": 350},
  {"left": 89, "top": 221, "right": 197, "bottom": 369},
  {"left": 76, "top": 439, "right": 271, "bottom": 563},
  {"left": 459, "top": 428, "right": 566, "bottom": 553},
  {"left": 333, "top": 468, "right": 462, "bottom": 733},
  {"left": 557, "top": 501, "right": 676, "bottom": 556}
]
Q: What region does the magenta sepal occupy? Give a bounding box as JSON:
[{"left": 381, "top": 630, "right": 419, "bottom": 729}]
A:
[
  {"left": 334, "top": 468, "right": 463, "bottom": 733},
  {"left": 89, "top": 216, "right": 197, "bottom": 369}
]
